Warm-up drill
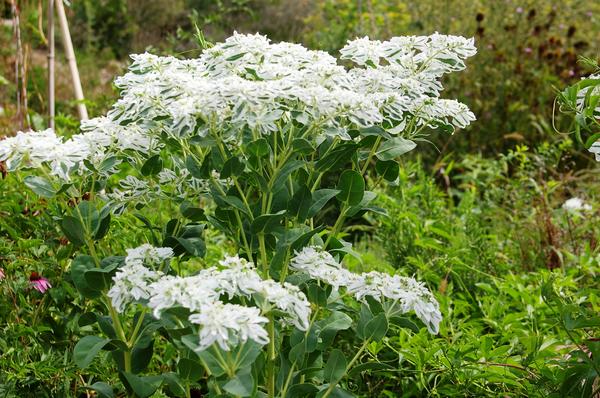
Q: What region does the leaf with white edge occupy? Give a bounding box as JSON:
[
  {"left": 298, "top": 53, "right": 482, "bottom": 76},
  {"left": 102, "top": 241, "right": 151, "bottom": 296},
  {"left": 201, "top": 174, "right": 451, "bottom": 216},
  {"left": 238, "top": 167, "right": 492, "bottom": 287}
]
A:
[
  {"left": 375, "top": 137, "right": 416, "bottom": 161},
  {"left": 24, "top": 175, "right": 56, "bottom": 198}
]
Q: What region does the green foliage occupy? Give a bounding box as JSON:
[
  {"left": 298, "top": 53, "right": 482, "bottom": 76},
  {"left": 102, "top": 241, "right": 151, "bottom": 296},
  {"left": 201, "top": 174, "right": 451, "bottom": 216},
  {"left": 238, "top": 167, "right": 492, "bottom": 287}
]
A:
[{"left": 372, "top": 142, "right": 600, "bottom": 396}]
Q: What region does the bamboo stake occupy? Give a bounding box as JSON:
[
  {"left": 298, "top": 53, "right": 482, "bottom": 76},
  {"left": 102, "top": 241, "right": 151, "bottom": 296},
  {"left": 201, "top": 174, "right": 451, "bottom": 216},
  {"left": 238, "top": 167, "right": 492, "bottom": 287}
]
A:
[
  {"left": 10, "top": 0, "right": 27, "bottom": 130},
  {"left": 48, "top": 0, "right": 55, "bottom": 129},
  {"left": 55, "top": 0, "right": 88, "bottom": 120}
]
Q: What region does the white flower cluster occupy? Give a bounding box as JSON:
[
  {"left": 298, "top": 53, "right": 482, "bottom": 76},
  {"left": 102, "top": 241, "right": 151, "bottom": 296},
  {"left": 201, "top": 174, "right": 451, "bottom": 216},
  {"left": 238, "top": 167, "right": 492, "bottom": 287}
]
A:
[
  {"left": 2, "top": 32, "right": 475, "bottom": 181},
  {"left": 290, "top": 246, "right": 442, "bottom": 334},
  {"left": 562, "top": 197, "right": 592, "bottom": 212},
  {"left": 107, "top": 244, "right": 173, "bottom": 311},
  {"left": 577, "top": 73, "right": 600, "bottom": 161},
  {"left": 0, "top": 117, "right": 160, "bottom": 179},
  {"left": 108, "top": 248, "right": 310, "bottom": 352}
]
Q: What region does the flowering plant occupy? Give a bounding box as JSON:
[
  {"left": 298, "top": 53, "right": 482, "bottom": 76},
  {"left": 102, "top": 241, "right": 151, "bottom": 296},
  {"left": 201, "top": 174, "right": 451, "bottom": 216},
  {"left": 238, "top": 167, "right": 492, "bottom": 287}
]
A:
[
  {"left": 0, "top": 32, "right": 475, "bottom": 397},
  {"left": 557, "top": 63, "right": 600, "bottom": 160}
]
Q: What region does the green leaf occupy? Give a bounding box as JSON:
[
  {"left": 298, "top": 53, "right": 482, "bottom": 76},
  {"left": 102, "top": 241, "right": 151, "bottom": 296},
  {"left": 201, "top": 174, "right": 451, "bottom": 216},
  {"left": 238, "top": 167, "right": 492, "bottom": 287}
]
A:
[
  {"left": 289, "top": 185, "right": 312, "bottom": 222},
  {"left": 272, "top": 160, "right": 305, "bottom": 191},
  {"left": 336, "top": 170, "right": 364, "bottom": 206},
  {"left": 223, "top": 369, "right": 255, "bottom": 397},
  {"left": 288, "top": 383, "right": 319, "bottom": 397},
  {"left": 221, "top": 156, "right": 245, "bottom": 178},
  {"left": 290, "top": 226, "right": 326, "bottom": 251},
  {"left": 83, "top": 267, "right": 114, "bottom": 291},
  {"left": 348, "top": 362, "right": 393, "bottom": 376},
  {"left": 74, "top": 335, "right": 110, "bottom": 368},
  {"left": 317, "top": 386, "right": 355, "bottom": 398},
  {"left": 226, "top": 53, "right": 246, "bottom": 61},
  {"left": 141, "top": 154, "right": 163, "bottom": 176},
  {"left": 71, "top": 255, "right": 102, "bottom": 298},
  {"left": 181, "top": 335, "right": 226, "bottom": 376},
  {"left": 292, "top": 138, "right": 314, "bottom": 155},
  {"left": 24, "top": 175, "right": 56, "bottom": 198},
  {"left": 247, "top": 138, "right": 270, "bottom": 158},
  {"left": 180, "top": 202, "right": 206, "bottom": 221},
  {"left": 177, "top": 358, "right": 203, "bottom": 381},
  {"left": 359, "top": 126, "right": 391, "bottom": 138},
  {"left": 61, "top": 216, "right": 87, "bottom": 246},
  {"left": 363, "top": 313, "right": 388, "bottom": 342},
  {"left": 389, "top": 316, "right": 420, "bottom": 333},
  {"left": 121, "top": 372, "right": 163, "bottom": 398},
  {"left": 315, "top": 143, "right": 358, "bottom": 172},
  {"left": 345, "top": 191, "right": 377, "bottom": 217},
  {"left": 324, "top": 349, "right": 347, "bottom": 383},
  {"left": 375, "top": 160, "right": 399, "bottom": 181},
  {"left": 174, "top": 236, "right": 206, "bottom": 257},
  {"left": 161, "top": 372, "right": 187, "bottom": 397},
  {"left": 251, "top": 210, "right": 287, "bottom": 234},
  {"left": 234, "top": 341, "right": 262, "bottom": 369},
  {"left": 87, "top": 382, "right": 114, "bottom": 398},
  {"left": 308, "top": 189, "right": 340, "bottom": 218},
  {"left": 318, "top": 311, "right": 353, "bottom": 333},
  {"left": 307, "top": 283, "right": 330, "bottom": 306},
  {"left": 94, "top": 213, "right": 111, "bottom": 240},
  {"left": 375, "top": 137, "right": 416, "bottom": 161},
  {"left": 185, "top": 155, "right": 205, "bottom": 179}
]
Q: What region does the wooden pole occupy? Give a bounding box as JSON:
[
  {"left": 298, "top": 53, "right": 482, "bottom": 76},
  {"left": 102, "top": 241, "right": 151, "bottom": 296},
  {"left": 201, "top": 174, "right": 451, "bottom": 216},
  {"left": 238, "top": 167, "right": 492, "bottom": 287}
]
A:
[
  {"left": 55, "top": 0, "right": 88, "bottom": 120},
  {"left": 48, "top": 0, "right": 55, "bottom": 129}
]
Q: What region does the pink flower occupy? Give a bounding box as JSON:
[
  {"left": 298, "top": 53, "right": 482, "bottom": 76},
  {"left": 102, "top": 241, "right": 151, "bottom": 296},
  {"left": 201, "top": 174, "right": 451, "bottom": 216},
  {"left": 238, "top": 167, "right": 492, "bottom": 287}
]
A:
[
  {"left": 516, "top": 7, "right": 524, "bottom": 14},
  {"left": 29, "top": 272, "right": 51, "bottom": 293},
  {"left": 524, "top": 47, "right": 532, "bottom": 54},
  {"left": 0, "top": 268, "right": 4, "bottom": 280}
]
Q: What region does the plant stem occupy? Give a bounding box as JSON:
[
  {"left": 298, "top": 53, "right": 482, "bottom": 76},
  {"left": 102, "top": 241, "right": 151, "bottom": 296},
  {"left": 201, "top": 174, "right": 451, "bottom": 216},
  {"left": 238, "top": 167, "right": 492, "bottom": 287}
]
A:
[
  {"left": 128, "top": 307, "right": 147, "bottom": 347},
  {"left": 323, "top": 204, "right": 347, "bottom": 249},
  {"left": 266, "top": 318, "right": 276, "bottom": 398},
  {"left": 321, "top": 339, "right": 371, "bottom": 398}
]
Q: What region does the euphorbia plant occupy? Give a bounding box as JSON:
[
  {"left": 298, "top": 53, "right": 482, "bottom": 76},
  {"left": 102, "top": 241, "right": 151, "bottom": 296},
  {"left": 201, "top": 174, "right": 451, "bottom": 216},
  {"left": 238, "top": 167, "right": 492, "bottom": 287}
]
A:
[{"left": 0, "top": 32, "right": 476, "bottom": 397}]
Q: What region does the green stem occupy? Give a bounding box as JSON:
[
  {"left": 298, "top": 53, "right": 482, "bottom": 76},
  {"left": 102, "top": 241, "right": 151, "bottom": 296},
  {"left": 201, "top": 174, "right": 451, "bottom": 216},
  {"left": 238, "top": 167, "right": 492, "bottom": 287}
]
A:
[
  {"left": 360, "top": 136, "right": 382, "bottom": 176},
  {"left": 128, "top": 307, "right": 147, "bottom": 347},
  {"left": 106, "top": 298, "right": 131, "bottom": 372},
  {"left": 266, "top": 318, "right": 276, "bottom": 398},
  {"left": 321, "top": 338, "right": 371, "bottom": 398},
  {"left": 258, "top": 233, "right": 269, "bottom": 277},
  {"left": 323, "top": 204, "right": 348, "bottom": 249}
]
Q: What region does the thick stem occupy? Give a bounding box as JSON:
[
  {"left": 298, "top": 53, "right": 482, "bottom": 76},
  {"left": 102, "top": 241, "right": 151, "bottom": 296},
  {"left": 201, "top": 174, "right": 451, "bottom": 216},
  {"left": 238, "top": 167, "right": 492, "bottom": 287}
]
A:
[{"left": 266, "top": 318, "right": 276, "bottom": 398}]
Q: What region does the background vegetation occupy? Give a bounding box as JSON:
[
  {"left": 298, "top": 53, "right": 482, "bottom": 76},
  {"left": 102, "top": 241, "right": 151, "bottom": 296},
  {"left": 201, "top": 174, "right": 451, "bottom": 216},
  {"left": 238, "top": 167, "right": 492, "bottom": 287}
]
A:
[{"left": 1, "top": 0, "right": 599, "bottom": 397}]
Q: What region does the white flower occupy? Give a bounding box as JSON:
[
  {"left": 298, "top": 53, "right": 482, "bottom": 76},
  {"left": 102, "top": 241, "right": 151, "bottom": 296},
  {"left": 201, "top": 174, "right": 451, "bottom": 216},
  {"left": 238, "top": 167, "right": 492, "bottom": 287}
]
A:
[
  {"left": 125, "top": 243, "right": 174, "bottom": 267},
  {"left": 589, "top": 140, "right": 600, "bottom": 162},
  {"left": 562, "top": 197, "right": 592, "bottom": 212},
  {"left": 7, "top": 33, "right": 476, "bottom": 180},
  {"left": 189, "top": 302, "right": 269, "bottom": 351},
  {"left": 107, "top": 244, "right": 173, "bottom": 312},
  {"left": 107, "top": 262, "right": 162, "bottom": 312},
  {"left": 290, "top": 247, "right": 442, "bottom": 334}
]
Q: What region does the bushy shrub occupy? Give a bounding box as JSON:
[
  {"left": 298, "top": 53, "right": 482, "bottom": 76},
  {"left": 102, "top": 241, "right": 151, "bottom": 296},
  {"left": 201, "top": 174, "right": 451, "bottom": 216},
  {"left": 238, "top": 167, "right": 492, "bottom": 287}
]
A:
[{"left": 0, "top": 32, "right": 476, "bottom": 396}]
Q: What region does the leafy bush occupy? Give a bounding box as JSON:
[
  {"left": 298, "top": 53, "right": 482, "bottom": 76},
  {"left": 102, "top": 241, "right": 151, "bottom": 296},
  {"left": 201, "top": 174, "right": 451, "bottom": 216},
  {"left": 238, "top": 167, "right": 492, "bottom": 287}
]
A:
[{"left": 0, "top": 32, "right": 476, "bottom": 397}]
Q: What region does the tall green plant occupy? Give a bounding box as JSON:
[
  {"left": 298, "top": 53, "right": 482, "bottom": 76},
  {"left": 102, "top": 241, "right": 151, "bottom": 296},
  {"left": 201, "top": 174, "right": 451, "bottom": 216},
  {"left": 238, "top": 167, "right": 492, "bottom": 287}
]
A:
[{"left": 0, "top": 32, "right": 476, "bottom": 397}]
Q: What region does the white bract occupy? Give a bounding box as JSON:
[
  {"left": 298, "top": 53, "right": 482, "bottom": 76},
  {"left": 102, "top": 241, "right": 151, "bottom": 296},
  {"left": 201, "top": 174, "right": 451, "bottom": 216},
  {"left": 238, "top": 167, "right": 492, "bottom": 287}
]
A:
[
  {"left": 290, "top": 246, "right": 442, "bottom": 334},
  {"left": 2, "top": 32, "right": 476, "bottom": 181},
  {"left": 109, "top": 249, "right": 310, "bottom": 351},
  {"left": 577, "top": 73, "right": 600, "bottom": 161},
  {"left": 562, "top": 197, "right": 592, "bottom": 212}
]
